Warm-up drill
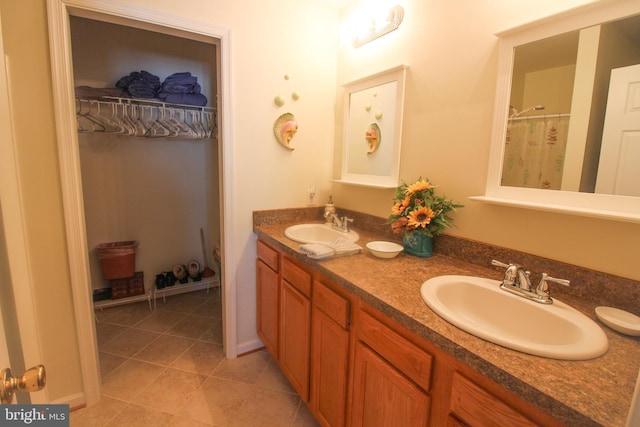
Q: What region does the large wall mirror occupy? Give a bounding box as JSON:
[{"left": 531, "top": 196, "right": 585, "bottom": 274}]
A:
[
  {"left": 336, "top": 65, "right": 407, "bottom": 188},
  {"left": 473, "top": 0, "right": 640, "bottom": 222}
]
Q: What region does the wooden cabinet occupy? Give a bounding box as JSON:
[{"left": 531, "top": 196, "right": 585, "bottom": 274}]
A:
[
  {"left": 311, "top": 279, "right": 351, "bottom": 427},
  {"left": 448, "top": 373, "right": 540, "bottom": 427},
  {"left": 351, "top": 341, "right": 431, "bottom": 426},
  {"left": 279, "top": 259, "right": 312, "bottom": 400},
  {"left": 256, "top": 240, "right": 313, "bottom": 402},
  {"left": 352, "top": 307, "right": 432, "bottom": 427},
  {"left": 256, "top": 238, "right": 563, "bottom": 427},
  {"left": 256, "top": 239, "right": 351, "bottom": 426},
  {"left": 256, "top": 240, "right": 279, "bottom": 357}
]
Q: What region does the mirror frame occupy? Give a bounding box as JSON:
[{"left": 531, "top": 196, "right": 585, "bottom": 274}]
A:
[
  {"left": 472, "top": 0, "right": 640, "bottom": 223},
  {"left": 336, "top": 65, "right": 408, "bottom": 188}
]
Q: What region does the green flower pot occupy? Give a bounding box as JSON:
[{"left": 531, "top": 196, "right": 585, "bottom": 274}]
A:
[{"left": 402, "top": 232, "right": 433, "bottom": 258}]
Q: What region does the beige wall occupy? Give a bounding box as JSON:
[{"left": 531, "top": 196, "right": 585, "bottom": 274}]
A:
[
  {"left": 333, "top": 0, "right": 640, "bottom": 280},
  {"left": 2, "top": 0, "right": 639, "bottom": 404}
]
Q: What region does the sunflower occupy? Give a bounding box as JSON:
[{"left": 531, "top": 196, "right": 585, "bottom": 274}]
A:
[
  {"left": 407, "top": 206, "right": 436, "bottom": 229},
  {"left": 391, "top": 195, "right": 411, "bottom": 216},
  {"left": 391, "top": 202, "right": 404, "bottom": 216},
  {"left": 404, "top": 179, "right": 433, "bottom": 196},
  {"left": 391, "top": 217, "right": 409, "bottom": 234},
  {"left": 388, "top": 177, "right": 463, "bottom": 238}
]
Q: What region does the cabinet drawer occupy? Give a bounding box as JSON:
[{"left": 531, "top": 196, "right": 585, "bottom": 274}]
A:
[
  {"left": 313, "top": 280, "right": 350, "bottom": 329},
  {"left": 257, "top": 239, "right": 279, "bottom": 271},
  {"left": 450, "top": 373, "right": 537, "bottom": 427},
  {"left": 357, "top": 310, "right": 432, "bottom": 392},
  {"left": 282, "top": 257, "right": 312, "bottom": 298}
]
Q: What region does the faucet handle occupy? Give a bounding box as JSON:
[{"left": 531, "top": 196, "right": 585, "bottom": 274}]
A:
[
  {"left": 491, "top": 259, "right": 510, "bottom": 269},
  {"left": 536, "top": 273, "right": 570, "bottom": 297},
  {"left": 491, "top": 260, "right": 520, "bottom": 285},
  {"left": 342, "top": 216, "right": 353, "bottom": 231}
]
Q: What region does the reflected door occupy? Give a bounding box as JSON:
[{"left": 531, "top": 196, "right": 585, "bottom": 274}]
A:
[{"left": 596, "top": 64, "right": 640, "bottom": 196}]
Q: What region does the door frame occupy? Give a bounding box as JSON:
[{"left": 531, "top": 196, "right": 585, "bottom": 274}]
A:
[{"left": 46, "top": 0, "right": 237, "bottom": 405}]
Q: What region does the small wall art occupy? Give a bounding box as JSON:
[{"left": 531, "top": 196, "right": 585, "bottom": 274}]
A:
[
  {"left": 365, "top": 123, "right": 381, "bottom": 154},
  {"left": 274, "top": 112, "right": 298, "bottom": 150}
]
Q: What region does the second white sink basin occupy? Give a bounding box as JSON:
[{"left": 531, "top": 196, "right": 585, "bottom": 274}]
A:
[
  {"left": 420, "top": 275, "right": 608, "bottom": 360},
  {"left": 285, "top": 223, "right": 359, "bottom": 244}
]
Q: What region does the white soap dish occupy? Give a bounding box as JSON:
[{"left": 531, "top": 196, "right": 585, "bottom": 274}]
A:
[
  {"left": 595, "top": 306, "right": 640, "bottom": 336},
  {"left": 366, "top": 241, "right": 403, "bottom": 259}
]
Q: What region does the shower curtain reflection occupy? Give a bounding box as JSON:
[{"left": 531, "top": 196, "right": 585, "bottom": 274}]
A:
[{"left": 501, "top": 115, "right": 570, "bottom": 190}]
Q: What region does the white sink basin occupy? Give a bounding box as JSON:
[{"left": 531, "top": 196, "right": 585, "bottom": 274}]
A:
[
  {"left": 284, "top": 223, "right": 359, "bottom": 244},
  {"left": 420, "top": 275, "right": 608, "bottom": 360}
]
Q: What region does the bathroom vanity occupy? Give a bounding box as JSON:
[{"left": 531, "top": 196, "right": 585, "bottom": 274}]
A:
[{"left": 254, "top": 208, "right": 640, "bottom": 427}]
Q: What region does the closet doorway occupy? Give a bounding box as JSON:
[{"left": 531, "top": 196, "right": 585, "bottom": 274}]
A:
[{"left": 47, "top": 0, "right": 235, "bottom": 406}]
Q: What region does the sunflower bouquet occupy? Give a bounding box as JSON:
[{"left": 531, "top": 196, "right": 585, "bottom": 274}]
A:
[{"left": 388, "top": 178, "right": 463, "bottom": 238}]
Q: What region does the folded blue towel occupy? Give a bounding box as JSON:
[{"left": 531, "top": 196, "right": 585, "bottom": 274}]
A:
[
  {"left": 161, "top": 72, "right": 201, "bottom": 94},
  {"left": 158, "top": 92, "right": 208, "bottom": 107},
  {"left": 116, "top": 70, "right": 161, "bottom": 99}
]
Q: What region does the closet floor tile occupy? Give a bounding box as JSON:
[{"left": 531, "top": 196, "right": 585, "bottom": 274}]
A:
[
  {"left": 134, "top": 310, "right": 188, "bottom": 333},
  {"left": 133, "top": 334, "right": 195, "bottom": 366},
  {"left": 156, "top": 293, "right": 206, "bottom": 313},
  {"left": 99, "top": 328, "right": 161, "bottom": 358},
  {"left": 99, "top": 351, "right": 128, "bottom": 378}
]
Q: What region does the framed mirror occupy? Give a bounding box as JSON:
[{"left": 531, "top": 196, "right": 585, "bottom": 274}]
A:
[
  {"left": 336, "top": 65, "right": 408, "bottom": 188},
  {"left": 473, "top": 0, "right": 640, "bottom": 222}
]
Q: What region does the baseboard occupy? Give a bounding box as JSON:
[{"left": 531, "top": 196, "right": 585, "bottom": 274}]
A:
[
  {"left": 236, "top": 338, "right": 264, "bottom": 356},
  {"left": 50, "top": 392, "right": 85, "bottom": 409}
]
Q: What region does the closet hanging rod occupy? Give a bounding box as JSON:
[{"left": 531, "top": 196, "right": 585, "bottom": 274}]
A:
[
  {"left": 75, "top": 97, "right": 217, "bottom": 139},
  {"left": 78, "top": 96, "right": 216, "bottom": 112},
  {"left": 508, "top": 113, "right": 570, "bottom": 121}
]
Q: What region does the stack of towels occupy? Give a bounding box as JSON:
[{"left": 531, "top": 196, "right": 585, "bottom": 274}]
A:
[
  {"left": 157, "top": 72, "right": 208, "bottom": 107},
  {"left": 299, "top": 238, "right": 362, "bottom": 260},
  {"left": 114, "top": 71, "right": 208, "bottom": 107},
  {"left": 116, "top": 70, "right": 161, "bottom": 99}
]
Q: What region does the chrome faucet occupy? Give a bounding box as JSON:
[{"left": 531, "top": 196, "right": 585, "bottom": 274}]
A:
[
  {"left": 535, "top": 273, "right": 571, "bottom": 301},
  {"left": 492, "top": 260, "right": 531, "bottom": 290},
  {"left": 323, "top": 211, "right": 353, "bottom": 233},
  {"left": 491, "top": 260, "right": 569, "bottom": 304}
]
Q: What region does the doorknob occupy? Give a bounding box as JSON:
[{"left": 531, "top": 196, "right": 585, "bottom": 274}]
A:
[{"left": 0, "top": 365, "right": 46, "bottom": 404}]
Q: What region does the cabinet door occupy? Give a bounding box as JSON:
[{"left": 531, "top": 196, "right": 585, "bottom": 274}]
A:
[
  {"left": 449, "top": 373, "right": 537, "bottom": 427},
  {"left": 256, "top": 259, "right": 279, "bottom": 358},
  {"left": 280, "top": 279, "right": 311, "bottom": 401},
  {"left": 351, "top": 342, "right": 430, "bottom": 427},
  {"left": 311, "top": 305, "right": 349, "bottom": 427}
]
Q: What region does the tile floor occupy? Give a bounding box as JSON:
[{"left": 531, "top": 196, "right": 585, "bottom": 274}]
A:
[{"left": 71, "top": 289, "right": 319, "bottom": 426}]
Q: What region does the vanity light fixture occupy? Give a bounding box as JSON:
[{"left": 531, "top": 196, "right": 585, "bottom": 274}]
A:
[{"left": 352, "top": 4, "right": 404, "bottom": 48}]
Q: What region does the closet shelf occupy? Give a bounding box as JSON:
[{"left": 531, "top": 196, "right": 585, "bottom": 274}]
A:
[{"left": 75, "top": 96, "right": 217, "bottom": 140}]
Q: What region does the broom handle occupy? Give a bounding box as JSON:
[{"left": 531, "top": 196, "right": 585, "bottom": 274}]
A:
[{"left": 200, "top": 228, "right": 209, "bottom": 268}]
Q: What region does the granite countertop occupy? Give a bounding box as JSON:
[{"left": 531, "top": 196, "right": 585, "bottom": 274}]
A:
[{"left": 253, "top": 209, "right": 640, "bottom": 427}]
